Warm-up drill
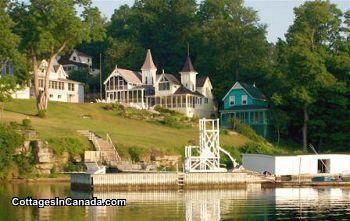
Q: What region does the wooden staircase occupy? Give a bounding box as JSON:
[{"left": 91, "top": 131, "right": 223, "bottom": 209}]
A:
[{"left": 78, "top": 130, "right": 121, "bottom": 166}]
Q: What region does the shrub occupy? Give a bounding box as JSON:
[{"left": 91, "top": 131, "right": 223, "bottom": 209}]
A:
[
  {"left": 240, "top": 142, "right": 284, "bottom": 155},
  {"left": 0, "top": 124, "right": 24, "bottom": 179},
  {"left": 9, "top": 121, "right": 20, "bottom": 129},
  {"left": 154, "top": 105, "right": 177, "bottom": 115},
  {"left": 64, "top": 162, "right": 85, "bottom": 172},
  {"left": 162, "top": 116, "right": 184, "bottom": 128},
  {"left": 128, "top": 147, "right": 145, "bottom": 162},
  {"left": 22, "top": 118, "right": 32, "bottom": 129},
  {"left": 13, "top": 152, "right": 35, "bottom": 176},
  {"left": 37, "top": 109, "right": 46, "bottom": 118},
  {"left": 230, "top": 117, "right": 266, "bottom": 143}
]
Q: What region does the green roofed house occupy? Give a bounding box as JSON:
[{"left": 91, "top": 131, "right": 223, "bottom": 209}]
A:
[{"left": 220, "top": 82, "right": 272, "bottom": 138}]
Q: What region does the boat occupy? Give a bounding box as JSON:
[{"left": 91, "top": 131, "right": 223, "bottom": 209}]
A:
[{"left": 311, "top": 176, "right": 334, "bottom": 182}]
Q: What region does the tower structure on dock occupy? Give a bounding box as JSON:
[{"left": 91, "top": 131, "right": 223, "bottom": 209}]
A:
[{"left": 185, "top": 119, "right": 239, "bottom": 172}]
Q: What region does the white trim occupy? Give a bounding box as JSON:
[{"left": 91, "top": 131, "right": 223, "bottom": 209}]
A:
[
  {"left": 222, "top": 82, "right": 240, "bottom": 101},
  {"left": 222, "top": 81, "right": 266, "bottom": 101}
]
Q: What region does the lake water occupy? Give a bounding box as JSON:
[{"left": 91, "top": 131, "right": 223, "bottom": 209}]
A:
[{"left": 1, "top": 183, "right": 350, "bottom": 220}]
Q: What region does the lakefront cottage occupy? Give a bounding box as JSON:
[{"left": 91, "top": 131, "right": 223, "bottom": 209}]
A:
[
  {"left": 220, "top": 82, "right": 271, "bottom": 138},
  {"left": 103, "top": 49, "right": 216, "bottom": 118},
  {"left": 35, "top": 60, "right": 85, "bottom": 103}
]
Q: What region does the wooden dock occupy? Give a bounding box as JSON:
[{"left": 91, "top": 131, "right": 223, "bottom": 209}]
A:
[{"left": 71, "top": 172, "right": 268, "bottom": 191}]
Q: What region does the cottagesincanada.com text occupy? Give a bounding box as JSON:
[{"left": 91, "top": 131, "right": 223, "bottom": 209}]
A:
[{"left": 11, "top": 197, "right": 126, "bottom": 208}]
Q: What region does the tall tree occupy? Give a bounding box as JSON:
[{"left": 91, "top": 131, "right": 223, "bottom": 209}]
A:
[
  {"left": 0, "top": 0, "right": 27, "bottom": 81},
  {"left": 105, "top": 0, "right": 198, "bottom": 74},
  {"left": 10, "top": 0, "right": 102, "bottom": 114},
  {"left": 196, "top": 0, "right": 270, "bottom": 98},
  {"left": 0, "top": 0, "right": 27, "bottom": 121},
  {"left": 273, "top": 0, "right": 346, "bottom": 150}
]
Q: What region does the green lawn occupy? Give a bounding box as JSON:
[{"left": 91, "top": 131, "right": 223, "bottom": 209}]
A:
[{"left": 3, "top": 99, "right": 249, "bottom": 155}]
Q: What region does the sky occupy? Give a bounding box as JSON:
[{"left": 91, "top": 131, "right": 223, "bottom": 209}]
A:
[{"left": 90, "top": 0, "right": 350, "bottom": 42}]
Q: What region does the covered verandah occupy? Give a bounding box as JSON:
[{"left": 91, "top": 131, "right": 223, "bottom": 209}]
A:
[
  {"left": 106, "top": 88, "right": 145, "bottom": 106},
  {"left": 146, "top": 94, "right": 201, "bottom": 109}
]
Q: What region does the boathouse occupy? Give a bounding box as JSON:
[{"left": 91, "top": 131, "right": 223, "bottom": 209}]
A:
[
  {"left": 219, "top": 82, "right": 272, "bottom": 138},
  {"left": 242, "top": 154, "right": 350, "bottom": 176}
]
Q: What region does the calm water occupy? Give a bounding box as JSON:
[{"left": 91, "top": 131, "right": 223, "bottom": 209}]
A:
[{"left": 1, "top": 183, "right": 350, "bottom": 220}]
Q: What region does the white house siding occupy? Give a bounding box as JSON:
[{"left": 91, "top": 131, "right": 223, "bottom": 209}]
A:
[
  {"left": 47, "top": 82, "right": 84, "bottom": 103},
  {"left": 242, "top": 154, "right": 350, "bottom": 176},
  {"left": 11, "top": 87, "right": 30, "bottom": 99}
]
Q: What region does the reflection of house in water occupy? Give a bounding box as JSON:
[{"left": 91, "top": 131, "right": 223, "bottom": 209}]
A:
[
  {"left": 71, "top": 187, "right": 350, "bottom": 220},
  {"left": 79, "top": 189, "right": 251, "bottom": 221}
]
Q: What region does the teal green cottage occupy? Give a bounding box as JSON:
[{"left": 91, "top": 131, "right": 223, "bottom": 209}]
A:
[{"left": 220, "top": 82, "right": 272, "bottom": 138}]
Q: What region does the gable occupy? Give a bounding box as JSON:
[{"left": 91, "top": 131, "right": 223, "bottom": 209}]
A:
[
  {"left": 103, "top": 68, "right": 142, "bottom": 85},
  {"left": 69, "top": 51, "right": 81, "bottom": 63},
  {"left": 222, "top": 82, "right": 266, "bottom": 101}
]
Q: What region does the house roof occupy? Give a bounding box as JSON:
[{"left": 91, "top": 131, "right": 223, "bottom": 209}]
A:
[
  {"left": 141, "top": 49, "right": 157, "bottom": 70},
  {"left": 181, "top": 56, "right": 196, "bottom": 73},
  {"left": 222, "top": 82, "right": 267, "bottom": 101},
  {"left": 58, "top": 55, "right": 89, "bottom": 68},
  {"left": 117, "top": 68, "right": 142, "bottom": 84},
  {"left": 196, "top": 76, "right": 208, "bottom": 87},
  {"left": 240, "top": 82, "right": 266, "bottom": 100},
  {"left": 174, "top": 86, "right": 204, "bottom": 97},
  {"left": 75, "top": 50, "right": 91, "bottom": 58}
]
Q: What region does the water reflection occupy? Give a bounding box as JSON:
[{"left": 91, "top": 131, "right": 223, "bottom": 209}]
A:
[{"left": 1, "top": 183, "right": 350, "bottom": 221}]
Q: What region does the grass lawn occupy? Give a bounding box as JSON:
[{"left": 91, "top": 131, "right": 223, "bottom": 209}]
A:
[{"left": 3, "top": 99, "right": 249, "bottom": 156}]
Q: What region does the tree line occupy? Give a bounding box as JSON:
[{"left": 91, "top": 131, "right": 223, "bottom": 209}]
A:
[{"left": 1, "top": 0, "right": 349, "bottom": 151}]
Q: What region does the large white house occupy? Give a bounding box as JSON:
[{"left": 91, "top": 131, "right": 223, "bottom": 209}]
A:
[
  {"left": 9, "top": 60, "right": 84, "bottom": 103},
  {"left": 35, "top": 60, "right": 84, "bottom": 103},
  {"left": 103, "top": 49, "right": 216, "bottom": 118}
]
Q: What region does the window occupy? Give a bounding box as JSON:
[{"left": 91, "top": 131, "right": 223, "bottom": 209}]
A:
[
  {"left": 229, "top": 96, "right": 235, "bottom": 106},
  {"left": 68, "top": 83, "right": 75, "bottom": 91},
  {"left": 58, "top": 95, "right": 61, "bottom": 99},
  {"left": 73, "top": 56, "right": 76, "bottom": 61},
  {"left": 159, "top": 77, "right": 170, "bottom": 91},
  {"left": 59, "top": 82, "right": 64, "bottom": 90},
  {"left": 39, "top": 79, "right": 44, "bottom": 88},
  {"left": 242, "top": 95, "right": 247, "bottom": 105},
  {"left": 204, "top": 98, "right": 208, "bottom": 104},
  {"left": 318, "top": 159, "right": 330, "bottom": 173},
  {"left": 49, "top": 94, "right": 53, "bottom": 98}
]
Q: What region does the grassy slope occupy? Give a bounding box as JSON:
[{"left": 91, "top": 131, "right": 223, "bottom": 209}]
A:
[{"left": 3, "top": 99, "right": 249, "bottom": 155}]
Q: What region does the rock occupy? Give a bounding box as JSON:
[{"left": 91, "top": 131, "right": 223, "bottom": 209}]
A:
[
  {"left": 34, "top": 141, "right": 55, "bottom": 164},
  {"left": 228, "top": 131, "right": 238, "bottom": 135},
  {"left": 71, "top": 154, "right": 82, "bottom": 163}
]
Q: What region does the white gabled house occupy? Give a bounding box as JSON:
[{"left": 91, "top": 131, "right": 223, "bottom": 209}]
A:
[
  {"left": 58, "top": 49, "right": 92, "bottom": 72},
  {"left": 104, "top": 49, "right": 216, "bottom": 118},
  {"left": 36, "top": 60, "right": 84, "bottom": 103}
]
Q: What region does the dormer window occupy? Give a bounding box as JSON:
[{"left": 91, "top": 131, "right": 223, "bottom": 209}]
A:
[
  {"left": 159, "top": 77, "right": 170, "bottom": 91},
  {"left": 73, "top": 56, "right": 76, "bottom": 61},
  {"left": 229, "top": 96, "right": 235, "bottom": 106},
  {"left": 242, "top": 95, "right": 247, "bottom": 105}
]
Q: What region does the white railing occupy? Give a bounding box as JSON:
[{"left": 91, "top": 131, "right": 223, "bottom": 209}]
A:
[{"left": 106, "top": 133, "right": 121, "bottom": 161}]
